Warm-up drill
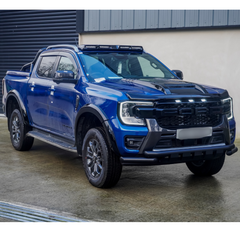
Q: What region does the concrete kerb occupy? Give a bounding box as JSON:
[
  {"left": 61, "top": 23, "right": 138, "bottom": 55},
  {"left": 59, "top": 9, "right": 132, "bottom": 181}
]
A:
[{"left": 0, "top": 200, "right": 93, "bottom": 222}]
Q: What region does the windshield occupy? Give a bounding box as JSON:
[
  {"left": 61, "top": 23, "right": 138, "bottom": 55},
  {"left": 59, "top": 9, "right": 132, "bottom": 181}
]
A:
[{"left": 79, "top": 52, "right": 177, "bottom": 82}]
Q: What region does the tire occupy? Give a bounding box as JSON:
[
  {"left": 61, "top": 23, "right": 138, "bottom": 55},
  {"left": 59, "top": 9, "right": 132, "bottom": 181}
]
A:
[
  {"left": 186, "top": 154, "right": 225, "bottom": 176},
  {"left": 82, "top": 127, "right": 122, "bottom": 188},
  {"left": 9, "top": 109, "right": 34, "bottom": 151}
]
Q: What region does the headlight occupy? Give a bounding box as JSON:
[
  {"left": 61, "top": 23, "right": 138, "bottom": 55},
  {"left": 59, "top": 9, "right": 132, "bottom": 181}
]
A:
[
  {"left": 119, "top": 101, "right": 154, "bottom": 126},
  {"left": 221, "top": 97, "right": 233, "bottom": 120}
]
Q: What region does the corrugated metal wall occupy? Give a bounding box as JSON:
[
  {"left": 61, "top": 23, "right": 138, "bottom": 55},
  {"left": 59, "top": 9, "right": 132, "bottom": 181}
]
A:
[
  {"left": 83, "top": 10, "right": 240, "bottom": 32},
  {"left": 0, "top": 10, "right": 77, "bottom": 113}
]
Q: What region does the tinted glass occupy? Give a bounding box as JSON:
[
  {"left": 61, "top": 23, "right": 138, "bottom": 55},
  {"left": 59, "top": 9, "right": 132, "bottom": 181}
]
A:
[
  {"left": 79, "top": 52, "right": 176, "bottom": 82},
  {"left": 37, "top": 56, "right": 56, "bottom": 78}
]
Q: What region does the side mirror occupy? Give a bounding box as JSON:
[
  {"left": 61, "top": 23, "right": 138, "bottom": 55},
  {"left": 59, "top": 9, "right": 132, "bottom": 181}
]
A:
[
  {"left": 172, "top": 70, "right": 183, "bottom": 80},
  {"left": 54, "top": 70, "right": 74, "bottom": 79},
  {"left": 54, "top": 70, "right": 77, "bottom": 84}
]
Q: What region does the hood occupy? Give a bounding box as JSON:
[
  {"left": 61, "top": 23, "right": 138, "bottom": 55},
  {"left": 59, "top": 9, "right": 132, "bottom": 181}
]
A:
[{"left": 95, "top": 78, "right": 228, "bottom": 100}]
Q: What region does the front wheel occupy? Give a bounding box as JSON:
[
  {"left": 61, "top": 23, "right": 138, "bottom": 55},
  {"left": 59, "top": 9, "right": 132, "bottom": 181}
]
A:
[
  {"left": 186, "top": 154, "right": 225, "bottom": 176},
  {"left": 9, "top": 109, "right": 34, "bottom": 151},
  {"left": 82, "top": 127, "right": 122, "bottom": 188}
]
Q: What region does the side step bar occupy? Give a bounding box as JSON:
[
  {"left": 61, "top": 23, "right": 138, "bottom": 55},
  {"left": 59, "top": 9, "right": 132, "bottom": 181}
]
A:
[{"left": 26, "top": 130, "right": 77, "bottom": 153}]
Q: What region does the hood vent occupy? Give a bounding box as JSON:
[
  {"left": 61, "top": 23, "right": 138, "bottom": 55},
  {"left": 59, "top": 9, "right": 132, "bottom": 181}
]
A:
[{"left": 162, "top": 83, "right": 206, "bottom": 95}]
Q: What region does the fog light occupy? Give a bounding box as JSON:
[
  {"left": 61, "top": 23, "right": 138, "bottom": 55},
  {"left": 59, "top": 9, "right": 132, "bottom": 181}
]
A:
[
  {"left": 230, "top": 129, "right": 235, "bottom": 142},
  {"left": 211, "top": 135, "right": 224, "bottom": 144},
  {"left": 125, "top": 137, "right": 145, "bottom": 150}
]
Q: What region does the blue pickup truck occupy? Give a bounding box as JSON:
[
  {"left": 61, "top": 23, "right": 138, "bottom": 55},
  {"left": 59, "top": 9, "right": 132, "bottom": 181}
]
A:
[{"left": 2, "top": 44, "right": 238, "bottom": 188}]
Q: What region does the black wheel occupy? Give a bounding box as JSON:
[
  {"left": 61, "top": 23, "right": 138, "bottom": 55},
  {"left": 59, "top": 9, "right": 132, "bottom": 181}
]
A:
[
  {"left": 9, "top": 109, "right": 34, "bottom": 151},
  {"left": 186, "top": 154, "right": 225, "bottom": 176},
  {"left": 82, "top": 127, "right": 122, "bottom": 188}
]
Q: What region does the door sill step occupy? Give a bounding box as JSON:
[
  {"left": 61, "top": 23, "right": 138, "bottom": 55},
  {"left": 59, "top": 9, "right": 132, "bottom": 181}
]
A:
[{"left": 27, "top": 130, "right": 77, "bottom": 153}]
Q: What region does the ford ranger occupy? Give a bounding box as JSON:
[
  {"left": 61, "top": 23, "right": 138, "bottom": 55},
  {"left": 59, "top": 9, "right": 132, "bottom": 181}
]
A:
[{"left": 2, "top": 44, "right": 238, "bottom": 188}]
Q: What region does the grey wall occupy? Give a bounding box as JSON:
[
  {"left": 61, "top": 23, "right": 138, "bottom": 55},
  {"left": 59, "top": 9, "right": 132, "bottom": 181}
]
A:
[{"left": 83, "top": 10, "right": 240, "bottom": 32}]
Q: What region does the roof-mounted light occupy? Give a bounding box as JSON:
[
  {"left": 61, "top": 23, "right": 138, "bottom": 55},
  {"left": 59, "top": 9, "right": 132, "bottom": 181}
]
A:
[
  {"left": 118, "top": 45, "right": 143, "bottom": 51},
  {"left": 79, "top": 44, "right": 143, "bottom": 52},
  {"left": 79, "top": 45, "right": 118, "bottom": 50}
]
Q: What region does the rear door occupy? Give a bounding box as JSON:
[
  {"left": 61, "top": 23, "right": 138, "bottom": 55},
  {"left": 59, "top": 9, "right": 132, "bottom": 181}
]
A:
[{"left": 27, "top": 54, "right": 58, "bottom": 130}]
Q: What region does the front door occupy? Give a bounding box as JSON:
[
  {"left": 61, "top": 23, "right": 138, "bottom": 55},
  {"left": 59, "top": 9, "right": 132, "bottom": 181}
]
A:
[{"left": 48, "top": 54, "right": 79, "bottom": 140}]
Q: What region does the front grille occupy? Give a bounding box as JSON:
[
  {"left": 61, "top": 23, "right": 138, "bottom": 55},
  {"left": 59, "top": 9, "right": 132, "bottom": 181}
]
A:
[
  {"left": 155, "top": 99, "right": 223, "bottom": 129},
  {"left": 157, "top": 114, "right": 222, "bottom": 129}
]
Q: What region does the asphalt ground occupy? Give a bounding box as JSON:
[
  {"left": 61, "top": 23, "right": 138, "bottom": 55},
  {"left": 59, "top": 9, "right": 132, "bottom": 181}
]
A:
[{"left": 0, "top": 116, "right": 240, "bottom": 222}]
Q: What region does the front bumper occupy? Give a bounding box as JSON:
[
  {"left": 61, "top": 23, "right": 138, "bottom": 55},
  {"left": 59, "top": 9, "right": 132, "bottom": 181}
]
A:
[
  {"left": 120, "top": 117, "right": 238, "bottom": 166},
  {"left": 121, "top": 143, "right": 237, "bottom": 165}
]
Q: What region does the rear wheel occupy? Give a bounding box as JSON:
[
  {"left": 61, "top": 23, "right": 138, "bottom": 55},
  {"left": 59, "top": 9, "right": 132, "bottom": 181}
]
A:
[
  {"left": 9, "top": 109, "right": 34, "bottom": 151},
  {"left": 186, "top": 154, "right": 225, "bottom": 176},
  {"left": 82, "top": 127, "right": 122, "bottom": 188}
]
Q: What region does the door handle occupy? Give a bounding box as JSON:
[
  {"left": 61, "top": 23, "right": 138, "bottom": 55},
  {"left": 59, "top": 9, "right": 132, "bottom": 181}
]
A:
[
  {"left": 30, "top": 82, "right": 35, "bottom": 91},
  {"left": 49, "top": 86, "right": 55, "bottom": 95}
]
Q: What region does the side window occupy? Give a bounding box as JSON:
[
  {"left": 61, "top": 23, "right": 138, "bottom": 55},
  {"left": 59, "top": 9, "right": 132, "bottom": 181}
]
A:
[
  {"left": 37, "top": 56, "right": 56, "bottom": 78},
  {"left": 57, "top": 57, "right": 78, "bottom": 79}
]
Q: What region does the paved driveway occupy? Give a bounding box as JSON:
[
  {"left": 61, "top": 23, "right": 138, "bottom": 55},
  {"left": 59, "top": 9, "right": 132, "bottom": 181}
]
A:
[{"left": 0, "top": 117, "right": 240, "bottom": 222}]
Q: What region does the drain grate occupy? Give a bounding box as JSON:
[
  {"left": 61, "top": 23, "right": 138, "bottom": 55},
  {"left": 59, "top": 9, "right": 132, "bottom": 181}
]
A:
[{"left": 0, "top": 201, "right": 88, "bottom": 222}]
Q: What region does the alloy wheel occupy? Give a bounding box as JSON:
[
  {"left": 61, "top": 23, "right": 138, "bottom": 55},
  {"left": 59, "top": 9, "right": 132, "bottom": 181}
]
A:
[
  {"left": 86, "top": 138, "right": 103, "bottom": 178},
  {"left": 12, "top": 115, "right": 21, "bottom": 144}
]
